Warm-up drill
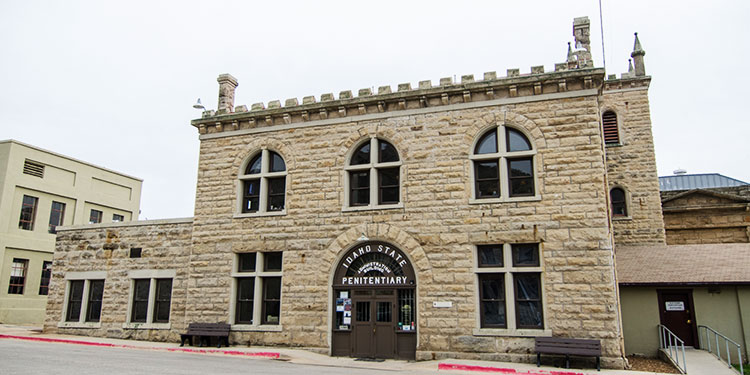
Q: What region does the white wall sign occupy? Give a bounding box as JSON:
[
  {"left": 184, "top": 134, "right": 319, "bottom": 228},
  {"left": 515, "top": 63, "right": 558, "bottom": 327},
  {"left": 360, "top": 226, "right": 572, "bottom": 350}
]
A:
[
  {"left": 665, "top": 301, "right": 685, "bottom": 311},
  {"left": 433, "top": 301, "right": 453, "bottom": 308}
]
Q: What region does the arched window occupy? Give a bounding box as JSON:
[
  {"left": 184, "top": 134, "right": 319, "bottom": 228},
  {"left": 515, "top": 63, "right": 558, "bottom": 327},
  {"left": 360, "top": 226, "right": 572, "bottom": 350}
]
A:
[
  {"left": 610, "top": 187, "right": 628, "bottom": 217},
  {"left": 345, "top": 138, "right": 402, "bottom": 208},
  {"left": 470, "top": 126, "right": 536, "bottom": 200},
  {"left": 239, "top": 150, "right": 287, "bottom": 214},
  {"left": 602, "top": 110, "right": 619, "bottom": 144}
]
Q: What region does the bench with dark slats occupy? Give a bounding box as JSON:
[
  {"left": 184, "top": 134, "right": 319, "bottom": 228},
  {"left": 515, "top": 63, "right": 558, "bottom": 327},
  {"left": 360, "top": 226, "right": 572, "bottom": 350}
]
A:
[
  {"left": 180, "top": 323, "right": 231, "bottom": 348},
  {"left": 535, "top": 337, "right": 601, "bottom": 371}
]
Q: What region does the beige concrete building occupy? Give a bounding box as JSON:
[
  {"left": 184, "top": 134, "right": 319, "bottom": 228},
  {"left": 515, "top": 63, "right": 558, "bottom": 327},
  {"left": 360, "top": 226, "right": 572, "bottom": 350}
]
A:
[
  {"left": 0, "top": 140, "right": 142, "bottom": 324},
  {"left": 44, "top": 18, "right": 662, "bottom": 369}
]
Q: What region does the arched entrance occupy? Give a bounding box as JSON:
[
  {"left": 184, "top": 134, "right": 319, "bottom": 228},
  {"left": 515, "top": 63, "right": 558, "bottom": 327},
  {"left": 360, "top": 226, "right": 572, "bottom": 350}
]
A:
[{"left": 331, "top": 241, "right": 417, "bottom": 360}]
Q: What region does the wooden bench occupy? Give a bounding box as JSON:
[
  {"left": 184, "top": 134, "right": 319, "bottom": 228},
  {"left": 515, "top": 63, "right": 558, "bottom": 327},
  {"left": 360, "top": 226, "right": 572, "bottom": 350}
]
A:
[
  {"left": 535, "top": 337, "right": 601, "bottom": 371},
  {"left": 180, "top": 323, "right": 231, "bottom": 348}
]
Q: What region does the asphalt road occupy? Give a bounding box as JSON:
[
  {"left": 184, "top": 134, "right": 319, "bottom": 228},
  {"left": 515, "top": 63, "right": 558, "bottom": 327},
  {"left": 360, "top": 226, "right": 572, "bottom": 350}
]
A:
[{"left": 0, "top": 339, "right": 403, "bottom": 375}]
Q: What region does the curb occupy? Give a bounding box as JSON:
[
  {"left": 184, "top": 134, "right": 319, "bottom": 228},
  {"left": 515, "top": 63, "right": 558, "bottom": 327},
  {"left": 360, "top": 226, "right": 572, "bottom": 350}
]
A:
[
  {"left": 438, "top": 363, "right": 585, "bottom": 375},
  {"left": 0, "top": 334, "right": 280, "bottom": 359}
]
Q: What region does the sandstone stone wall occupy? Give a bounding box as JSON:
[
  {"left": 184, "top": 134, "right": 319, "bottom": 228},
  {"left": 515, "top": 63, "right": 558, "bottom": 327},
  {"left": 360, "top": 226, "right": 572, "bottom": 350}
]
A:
[
  {"left": 189, "top": 93, "right": 625, "bottom": 366},
  {"left": 600, "top": 79, "right": 666, "bottom": 245},
  {"left": 662, "top": 191, "right": 750, "bottom": 244},
  {"left": 43, "top": 220, "right": 193, "bottom": 341}
]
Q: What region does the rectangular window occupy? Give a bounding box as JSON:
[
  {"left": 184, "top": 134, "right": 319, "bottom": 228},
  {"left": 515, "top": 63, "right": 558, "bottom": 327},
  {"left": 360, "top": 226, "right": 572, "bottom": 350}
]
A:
[
  {"left": 89, "top": 209, "right": 103, "bottom": 224},
  {"left": 18, "top": 195, "right": 38, "bottom": 230},
  {"left": 267, "top": 177, "right": 285, "bottom": 211},
  {"left": 8, "top": 258, "right": 28, "bottom": 294},
  {"left": 39, "top": 261, "right": 52, "bottom": 295},
  {"left": 476, "top": 244, "right": 544, "bottom": 331},
  {"left": 242, "top": 179, "right": 260, "bottom": 213},
  {"left": 508, "top": 158, "right": 534, "bottom": 197},
  {"left": 112, "top": 214, "right": 124, "bottom": 222},
  {"left": 153, "top": 279, "right": 172, "bottom": 323},
  {"left": 66, "top": 280, "right": 85, "bottom": 321},
  {"left": 474, "top": 161, "right": 500, "bottom": 198},
  {"left": 86, "top": 280, "right": 105, "bottom": 322},
  {"left": 131, "top": 279, "right": 150, "bottom": 323},
  {"left": 48, "top": 201, "right": 66, "bottom": 233},
  {"left": 233, "top": 252, "right": 283, "bottom": 326},
  {"left": 349, "top": 171, "right": 370, "bottom": 206},
  {"left": 378, "top": 167, "right": 399, "bottom": 205}
]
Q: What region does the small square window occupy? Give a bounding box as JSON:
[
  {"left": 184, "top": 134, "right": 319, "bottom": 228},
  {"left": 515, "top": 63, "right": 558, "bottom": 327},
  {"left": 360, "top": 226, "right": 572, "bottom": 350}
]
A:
[
  {"left": 89, "top": 209, "right": 103, "bottom": 224},
  {"left": 113, "top": 214, "right": 124, "bottom": 222},
  {"left": 511, "top": 244, "right": 539, "bottom": 267},
  {"left": 264, "top": 252, "right": 283, "bottom": 272},
  {"left": 238, "top": 253, "right": 256, "bottom": 272},
  {"left": 130, "top": 248, "right": 142, "bottom": 258},
  {"left": 477, "top": 245, "right": 503, "bottom": 267}
]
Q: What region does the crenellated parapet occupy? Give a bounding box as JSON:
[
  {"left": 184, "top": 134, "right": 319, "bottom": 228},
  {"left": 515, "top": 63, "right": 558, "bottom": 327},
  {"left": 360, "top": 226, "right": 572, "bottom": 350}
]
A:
[{"left": 191, "top": 66, "right": 605, "bottom": 136}]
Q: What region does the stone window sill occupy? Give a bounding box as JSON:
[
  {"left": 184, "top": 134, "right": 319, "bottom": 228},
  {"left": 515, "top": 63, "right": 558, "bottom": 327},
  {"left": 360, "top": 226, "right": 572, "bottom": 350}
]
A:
[
  {"left": 469, "top": 195, "right": 542, "bottom": 205},
  {"left": 230, "top": 324, "right": 283, "bottom": 332},
  {"left": 342, "top": 203, "right": 404, "bottom": 212},
  {"left": 122, "top": 322, "right": 171, "bottom": 330},
  {"left": 234, "top": 210, "right": 286, "bottom": 219},
  {"left": 612, "top": 216, "right": 632, "bottom": 221},
  {"left": 605, "top": 143, "right": 624, "bottom": 147},
  {"left": 473, "top": 328, "right": 552, "bottom": 337},
  {"left": 58, "top": 321, "right": 102, "bottom": 329}
]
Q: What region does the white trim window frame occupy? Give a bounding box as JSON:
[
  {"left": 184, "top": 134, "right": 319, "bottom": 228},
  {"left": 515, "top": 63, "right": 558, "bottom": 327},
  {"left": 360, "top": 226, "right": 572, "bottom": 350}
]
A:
[
  {"left": 58, "top": 271, "right": 107, "bottom": 329},
  {"left": 469, "top": 125, "right": 540, "bottom": 204},
  {"left": 123, "top": 269, "right": 175, "bottom": 330},
  {"left": 236, "top": 148, "right": 288, "bottom": 218},
  {"left": 473, "top": 244, "right": 551, "bottom": 337},
  {"left": 343, "top": 137, "right": 403, "bottom": 211},
  {"left": 229, "top": 252, "right": 284, "bottom": 332}
]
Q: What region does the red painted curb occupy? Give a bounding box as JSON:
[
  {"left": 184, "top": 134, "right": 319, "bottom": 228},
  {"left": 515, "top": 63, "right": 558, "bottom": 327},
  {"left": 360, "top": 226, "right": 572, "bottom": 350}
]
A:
[
  {"left": 438, "top": 363, "right": 585, "bottom": 375},
  {"left": 0, "top": 334, "right": 280, "bottom": 359}
]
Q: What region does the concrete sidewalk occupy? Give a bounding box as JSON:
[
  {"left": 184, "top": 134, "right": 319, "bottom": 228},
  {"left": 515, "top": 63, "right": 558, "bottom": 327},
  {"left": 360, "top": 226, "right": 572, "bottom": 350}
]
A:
[{"left": 0, "top": 324, "right": 675, "bottom": 375}]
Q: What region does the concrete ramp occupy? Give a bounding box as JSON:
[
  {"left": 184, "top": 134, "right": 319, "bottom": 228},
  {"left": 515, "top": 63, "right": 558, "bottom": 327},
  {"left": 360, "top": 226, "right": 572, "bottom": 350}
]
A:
[{"left": 681, "top": 348, "right": 738, "bottom": 375}]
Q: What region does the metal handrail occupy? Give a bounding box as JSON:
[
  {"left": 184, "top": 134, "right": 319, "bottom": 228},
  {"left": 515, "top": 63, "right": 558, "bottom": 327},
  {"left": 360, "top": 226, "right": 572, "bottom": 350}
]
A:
[
  {"left": 698, "top": 325, "right": 744, "bottom": 375},
  {"left": 658, "top": 324, "right": 687, "bottom": 374}
]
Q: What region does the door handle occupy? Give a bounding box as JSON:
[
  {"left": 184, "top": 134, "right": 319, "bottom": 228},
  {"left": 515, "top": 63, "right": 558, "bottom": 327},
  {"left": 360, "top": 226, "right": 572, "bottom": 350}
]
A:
[
  {"left": 373, "top": 328, "right": 376, "bottom": 333},
  {"left": 687, "top": 320, "right": 692, "bottom": 324}
]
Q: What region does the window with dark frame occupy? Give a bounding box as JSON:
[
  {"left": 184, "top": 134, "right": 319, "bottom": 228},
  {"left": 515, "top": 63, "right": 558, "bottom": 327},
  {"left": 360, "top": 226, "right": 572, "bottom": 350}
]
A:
[
  {"left": 86, "top": 280, "right": 105, "bottom": 322},
  {"left": 234, "top": 252, "right": 283, "bottom": 326},
  {"left": 153, "top": 279, "right": 172, "bottom": 323},
  {"left": 8, "top": 258, "right": 28, "bottom": 294},
  {"left": 131, "top": 279, "right": 150, "bottom": 323},
  {"left": 602, "top": 110, "right": 619, "bottom": 144},
  {"left": 240, "top": 150, "right": 287, "bottom": 214},
  {"left": 89, "top": 209, "right": 103, "bottom": 224},
  {"left": 346, "top": 139, "right": 401, "bottom": 208},
  {"left": 476, "top": 244, "right": 544, "bottom": 331},
  {"left": 471, "top": 127, "right": 536, "bottom": 199},
  {"left": 39, "top": 261, "right": 52, "bottom": 295},
  {"left": 129, "top": 248, "right": 142, "bottom": 258},
  {"left": 610, "top": 187, "right": 628, "bottom": 217},
  {"left": 66, "top": 280, "right": 84, "bottom": 321},
  {"left": 112, "top": 213, "right": 124, "bottom": 222},
  {"left": 48, "top": 201, "right": 65, "bottom": 233},
  {"left": 18, "top": 195, "right": 38, "bottom": 230}
]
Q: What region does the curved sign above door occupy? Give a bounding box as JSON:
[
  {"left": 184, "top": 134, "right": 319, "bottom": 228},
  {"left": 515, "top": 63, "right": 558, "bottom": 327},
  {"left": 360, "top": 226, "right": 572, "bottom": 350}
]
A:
[{"left": 333, "top": 241, "right": 416, "bottom": 287}]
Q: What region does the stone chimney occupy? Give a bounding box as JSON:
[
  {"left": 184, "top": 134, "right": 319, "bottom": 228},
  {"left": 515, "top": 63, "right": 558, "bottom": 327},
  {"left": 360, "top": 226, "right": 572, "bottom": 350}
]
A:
[
  {"left": 217, "top": 74, "right": 239, "bottom": 114},
  {"left": 572, "top": 17, "right": 593, "bottom": 68},
  {"left": 631, "top": 33, "right": 646, "bottom": 77}
]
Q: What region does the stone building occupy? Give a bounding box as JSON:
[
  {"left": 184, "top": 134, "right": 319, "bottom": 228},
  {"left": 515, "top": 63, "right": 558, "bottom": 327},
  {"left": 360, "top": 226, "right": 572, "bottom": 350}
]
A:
[
  {"left": 0, "top": 140, "right": 141, "bottom": 325},
  {"left": 44, "top": 18, "right": 662, "bottom": 368}
]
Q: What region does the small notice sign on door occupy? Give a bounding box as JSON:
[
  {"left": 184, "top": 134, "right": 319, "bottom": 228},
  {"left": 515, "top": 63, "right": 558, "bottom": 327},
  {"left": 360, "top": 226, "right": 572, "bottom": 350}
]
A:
[{"left": 665, "top": 301, "right": 685, "bottom": 311}]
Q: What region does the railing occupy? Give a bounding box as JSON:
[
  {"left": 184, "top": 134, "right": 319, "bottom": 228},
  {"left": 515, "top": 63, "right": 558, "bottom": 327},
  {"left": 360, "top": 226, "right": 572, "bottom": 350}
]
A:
[
  {"left": 658, "top": 324, "right": 687, "bottom": 374},
  {"left": 698, "top": 325, "right": 744, "bottom": 375}
]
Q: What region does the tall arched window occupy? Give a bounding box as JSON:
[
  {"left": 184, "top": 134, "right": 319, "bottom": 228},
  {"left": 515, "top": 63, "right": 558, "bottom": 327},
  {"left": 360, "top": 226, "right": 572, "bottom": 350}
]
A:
[
  {"left": 470, "top": 126, "right": 537, "bottom": 200},
  {"left": 602, "top": 110, "right": 619, "bottom": 145},
  {"left": 239, "top": 149, "right": 287, "bottom": 214},
  {"left": 345, "top": 138, "right": 402, "bottom": 208},
  {"left": 610, "top": 187, "right": 628, "bottom": 217}
]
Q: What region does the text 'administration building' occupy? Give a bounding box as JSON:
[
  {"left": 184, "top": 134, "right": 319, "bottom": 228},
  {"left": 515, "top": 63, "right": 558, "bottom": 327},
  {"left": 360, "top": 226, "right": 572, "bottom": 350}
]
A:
[{"left": 44, "top": 18, "right": 664, "bottom": 368}]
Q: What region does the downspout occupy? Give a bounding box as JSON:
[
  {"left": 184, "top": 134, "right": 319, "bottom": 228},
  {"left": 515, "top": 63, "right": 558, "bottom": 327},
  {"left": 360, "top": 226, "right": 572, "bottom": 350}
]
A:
[{"left": 736, "top": 286, "right": 748, "bottom": 363}]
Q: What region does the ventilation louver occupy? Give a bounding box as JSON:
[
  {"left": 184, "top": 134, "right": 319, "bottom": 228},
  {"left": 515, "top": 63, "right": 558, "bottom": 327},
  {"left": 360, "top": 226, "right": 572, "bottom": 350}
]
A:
[{"left": 23, "top": 160, "right": 45, "bottom": 178}]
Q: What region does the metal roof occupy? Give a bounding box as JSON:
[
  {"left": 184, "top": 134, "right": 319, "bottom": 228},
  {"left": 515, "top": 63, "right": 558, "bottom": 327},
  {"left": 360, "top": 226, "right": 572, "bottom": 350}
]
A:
[{"left": 658, "top": 173, "right": 749, "bottom": 191}]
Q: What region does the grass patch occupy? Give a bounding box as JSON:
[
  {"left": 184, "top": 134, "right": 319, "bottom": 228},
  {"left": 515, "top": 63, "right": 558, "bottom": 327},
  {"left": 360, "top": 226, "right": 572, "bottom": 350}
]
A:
[{"left": 733, "top": 363, "right": 750, "bottom": 373}]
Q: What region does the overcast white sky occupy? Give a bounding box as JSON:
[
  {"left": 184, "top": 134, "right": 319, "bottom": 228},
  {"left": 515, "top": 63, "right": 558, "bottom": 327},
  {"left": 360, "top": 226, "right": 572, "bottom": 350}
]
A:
[{"left": 1, "top": 1, "right": 748, "bottom": 220}]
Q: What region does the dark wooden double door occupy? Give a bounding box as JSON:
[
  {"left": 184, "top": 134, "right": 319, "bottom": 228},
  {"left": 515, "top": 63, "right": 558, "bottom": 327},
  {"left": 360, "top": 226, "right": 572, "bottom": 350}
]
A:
[{"left": 352, "top": 289, "right": 397, "bottom": 358}]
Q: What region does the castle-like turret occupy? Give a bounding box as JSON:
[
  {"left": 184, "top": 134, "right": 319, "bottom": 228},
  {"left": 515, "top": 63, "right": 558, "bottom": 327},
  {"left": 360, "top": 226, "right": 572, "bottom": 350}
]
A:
[{"left": 631, "top": 32, "right": 646, "bottom": 77}]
